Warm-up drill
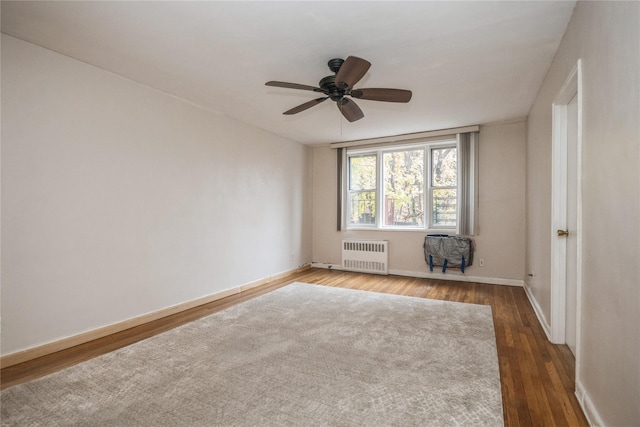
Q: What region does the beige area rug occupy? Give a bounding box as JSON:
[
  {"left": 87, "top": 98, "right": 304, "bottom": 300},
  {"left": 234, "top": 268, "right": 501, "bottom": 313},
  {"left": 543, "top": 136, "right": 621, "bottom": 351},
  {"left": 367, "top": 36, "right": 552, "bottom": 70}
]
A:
[{"left": 1, "top": 283, "right": 504, "bottom": 426}]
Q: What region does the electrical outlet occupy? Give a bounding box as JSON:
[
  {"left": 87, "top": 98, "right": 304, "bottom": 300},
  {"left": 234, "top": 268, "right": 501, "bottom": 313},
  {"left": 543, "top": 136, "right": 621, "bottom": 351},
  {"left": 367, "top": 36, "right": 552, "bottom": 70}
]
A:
[{"left": 479, "top": 259, "right": 485, "bottom": 267}]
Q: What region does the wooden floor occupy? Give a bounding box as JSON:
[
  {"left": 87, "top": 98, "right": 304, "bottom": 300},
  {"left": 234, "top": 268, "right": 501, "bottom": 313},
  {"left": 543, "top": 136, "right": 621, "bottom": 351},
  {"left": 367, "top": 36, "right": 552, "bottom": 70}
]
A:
[{"left": 1, "top": 268, "right": 588, "bottom": 426}]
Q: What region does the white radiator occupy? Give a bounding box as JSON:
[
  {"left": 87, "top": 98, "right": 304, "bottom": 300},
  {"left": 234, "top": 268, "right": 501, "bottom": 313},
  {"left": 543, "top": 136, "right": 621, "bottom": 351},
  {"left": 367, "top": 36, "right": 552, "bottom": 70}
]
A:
[{"left": 342, "top": 239, "right": 389, "bottom": 275}]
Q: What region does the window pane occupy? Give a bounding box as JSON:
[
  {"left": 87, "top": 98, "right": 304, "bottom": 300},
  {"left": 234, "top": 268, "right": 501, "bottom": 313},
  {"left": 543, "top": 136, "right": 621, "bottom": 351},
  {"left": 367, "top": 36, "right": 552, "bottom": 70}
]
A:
[
  {"left": 383, "top": 149, "right": 424, "bottom": 226},
  {"left": 349, "top": 155, "right": 376, "bottom": 191},
  {"left": 432, "top": 147, "right": 457, "bottom": 187},
  {"left": 432, "top": 188, "right": 457, "bottom": 226},
  {"left": 348, "top": 191, "right": 376, "bottom": 225}
]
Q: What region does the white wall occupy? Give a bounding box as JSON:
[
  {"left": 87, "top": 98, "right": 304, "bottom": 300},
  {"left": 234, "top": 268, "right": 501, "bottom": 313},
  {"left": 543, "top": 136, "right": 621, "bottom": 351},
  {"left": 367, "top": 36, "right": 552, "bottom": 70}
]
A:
[
  {"left": 0, "top": 35, "right": 312, "bottom": 356},
  {"left": 525, "top": 2, "right": 639, "bottom": 425},
  {"left": 312, "top": 121, "right": 526, "bottom": 284}
]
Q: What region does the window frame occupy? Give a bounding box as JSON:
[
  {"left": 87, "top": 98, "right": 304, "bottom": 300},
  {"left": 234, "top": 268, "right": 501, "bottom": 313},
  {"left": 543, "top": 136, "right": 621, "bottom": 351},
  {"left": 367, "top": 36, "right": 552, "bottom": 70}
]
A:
[
  {"left": 381, "top": 146, "right": 426, "bottom": 229},
  {"left": 427, "top": 144, "right": 458, "bottom": 229},
  {"left": 344, "top": 138, "right": 458, "bottom": 231},
  {"left": 346, "top": 153, "right": 378, "bottom": 228}
]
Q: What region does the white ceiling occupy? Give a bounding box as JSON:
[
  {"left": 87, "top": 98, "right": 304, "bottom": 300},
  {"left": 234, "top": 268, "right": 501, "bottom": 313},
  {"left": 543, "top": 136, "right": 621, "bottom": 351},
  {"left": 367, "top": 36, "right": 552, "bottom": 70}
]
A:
[{"left": 1, "top": 1, "right": 575, "bottom": 145}]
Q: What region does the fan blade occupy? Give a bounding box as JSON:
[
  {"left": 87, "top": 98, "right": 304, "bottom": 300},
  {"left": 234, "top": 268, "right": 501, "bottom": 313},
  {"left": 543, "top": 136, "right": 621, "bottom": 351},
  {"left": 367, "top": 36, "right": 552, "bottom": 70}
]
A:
[
  {"left": 283, "top": 97, "right": 328, "bottom": 115},
  {"left": 350, "top": 88, "right": 412, "bottom": 103},
  {"left": 337, "top": 98, "right": 364, "bottom": 122},
  {"left": 335, "top": 56, "right": 371, "bottom": 89},
  {"left": 266, "top": 81, "right": 320, "bottom": 92}
]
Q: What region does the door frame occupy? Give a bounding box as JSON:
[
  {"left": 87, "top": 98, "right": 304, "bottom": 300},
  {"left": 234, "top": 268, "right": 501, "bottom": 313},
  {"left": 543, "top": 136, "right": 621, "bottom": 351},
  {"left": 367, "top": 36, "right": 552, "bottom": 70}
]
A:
[{"left": 550, "top": 58, "right": 583, "bottom": 368}]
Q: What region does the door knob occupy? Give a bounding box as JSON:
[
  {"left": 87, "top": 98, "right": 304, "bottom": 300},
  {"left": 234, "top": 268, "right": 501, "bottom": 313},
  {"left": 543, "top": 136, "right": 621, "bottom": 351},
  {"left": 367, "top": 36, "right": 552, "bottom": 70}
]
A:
[{"left": 557, "top": 229, "right": 569, "bottom": 237}]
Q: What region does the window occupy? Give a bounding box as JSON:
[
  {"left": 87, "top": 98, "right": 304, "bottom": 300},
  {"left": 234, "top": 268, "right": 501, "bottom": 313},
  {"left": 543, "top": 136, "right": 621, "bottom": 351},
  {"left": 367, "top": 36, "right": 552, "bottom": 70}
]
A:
[
  {"left": 430, "top": 146, "right": 457, "bottom": 227},
  {"left": 383, "top": 148, "right": 424, "bottom": 227},
  {"left": 345, "top": 138, "right": 466, "bottom": 231}
]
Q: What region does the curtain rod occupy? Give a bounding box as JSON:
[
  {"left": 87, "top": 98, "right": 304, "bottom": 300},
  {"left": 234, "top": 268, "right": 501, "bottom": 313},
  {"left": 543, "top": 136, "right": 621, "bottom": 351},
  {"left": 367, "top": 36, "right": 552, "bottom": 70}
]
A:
[{"left": 330, "top": 125, "right": 480, "bottom": 149}]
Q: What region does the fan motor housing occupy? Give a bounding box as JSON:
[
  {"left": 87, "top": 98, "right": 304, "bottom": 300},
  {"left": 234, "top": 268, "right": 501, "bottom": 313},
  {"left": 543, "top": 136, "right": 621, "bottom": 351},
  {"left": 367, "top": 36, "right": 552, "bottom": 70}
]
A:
[{"left": 319, "top": 75, "right": 344, "bottom": 101}]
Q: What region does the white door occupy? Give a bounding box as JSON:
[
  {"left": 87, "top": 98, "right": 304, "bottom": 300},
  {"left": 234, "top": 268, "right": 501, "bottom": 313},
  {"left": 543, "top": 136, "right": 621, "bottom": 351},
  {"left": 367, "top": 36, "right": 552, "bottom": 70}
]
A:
[
  {"left": 551, "top": 60, "right": 582, "bottom": 356},
  {"left": 565, "top": 93, "right": 578, "bottom": 355}
]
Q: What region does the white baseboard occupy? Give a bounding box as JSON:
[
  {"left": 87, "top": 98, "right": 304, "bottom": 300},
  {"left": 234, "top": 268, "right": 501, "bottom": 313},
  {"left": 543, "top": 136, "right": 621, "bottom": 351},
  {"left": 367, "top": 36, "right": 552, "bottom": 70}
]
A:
[
  {"left": 311, "top": 263, "right": 524, "bottom": 287},
  {"left": 576, "top": 380, "right": 606, "bottom": 426},
  {"left": 0, "top": 264, "right": 311, "bottom": 368},
  {"left": 390, "top": 269, "right": 524, "bottom": 286},
  {"left": 523, "top": 281, "right": 552, "bottom": 341}
]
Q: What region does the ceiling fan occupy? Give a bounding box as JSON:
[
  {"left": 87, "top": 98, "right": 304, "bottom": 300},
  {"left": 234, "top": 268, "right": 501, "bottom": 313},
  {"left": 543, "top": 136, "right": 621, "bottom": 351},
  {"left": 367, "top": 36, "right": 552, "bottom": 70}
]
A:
[{"left": 265, "top": 56, "right": 412, "bottom": 122}]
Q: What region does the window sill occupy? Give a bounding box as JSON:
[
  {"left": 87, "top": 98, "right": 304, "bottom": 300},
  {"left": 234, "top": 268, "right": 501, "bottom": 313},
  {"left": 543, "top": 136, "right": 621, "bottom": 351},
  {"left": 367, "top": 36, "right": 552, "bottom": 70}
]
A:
[{"left": 345, "top": 227, "right": 457, "bottom": 234}]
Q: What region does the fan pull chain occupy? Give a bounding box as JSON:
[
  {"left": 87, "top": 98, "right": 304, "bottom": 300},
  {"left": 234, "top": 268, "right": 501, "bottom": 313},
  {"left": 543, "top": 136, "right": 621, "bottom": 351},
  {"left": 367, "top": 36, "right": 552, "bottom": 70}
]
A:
[{"left": 336, "top": 100, "right": 342, "bottom": 141}]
